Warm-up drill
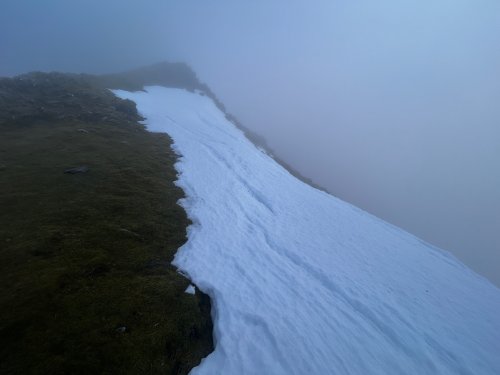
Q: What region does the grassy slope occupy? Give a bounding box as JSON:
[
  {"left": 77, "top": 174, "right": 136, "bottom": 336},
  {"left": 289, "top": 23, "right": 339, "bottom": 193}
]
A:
[{"left": 0, "top": 71, "right": 212, "bottom": 374}]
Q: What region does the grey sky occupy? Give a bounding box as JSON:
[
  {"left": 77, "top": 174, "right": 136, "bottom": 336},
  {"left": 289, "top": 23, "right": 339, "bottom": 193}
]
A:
[{"left": 1, "top": 0, "right": 499, "bottom": 286}]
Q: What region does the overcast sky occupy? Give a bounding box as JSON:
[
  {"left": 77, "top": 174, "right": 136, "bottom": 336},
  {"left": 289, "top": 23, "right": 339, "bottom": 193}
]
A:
[{"left": 1, "top": 0, "right": 499, "bottom": 286}]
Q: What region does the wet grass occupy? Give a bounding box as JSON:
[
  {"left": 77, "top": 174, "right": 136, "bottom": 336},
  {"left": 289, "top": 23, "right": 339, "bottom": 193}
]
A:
[{"left": 0, "top": 73, "right": 213, "bottom": 374}]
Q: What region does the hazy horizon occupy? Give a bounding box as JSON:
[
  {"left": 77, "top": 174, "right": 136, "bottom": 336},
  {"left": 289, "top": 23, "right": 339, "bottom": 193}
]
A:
[{"left": 1, "top": 0, "right": 499, "bottom": 287}]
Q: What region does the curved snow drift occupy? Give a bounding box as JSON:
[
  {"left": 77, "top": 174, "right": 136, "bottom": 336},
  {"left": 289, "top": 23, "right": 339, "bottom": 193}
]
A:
[{"left": 114, "top": 87, "right": 500, "bottom": 375}]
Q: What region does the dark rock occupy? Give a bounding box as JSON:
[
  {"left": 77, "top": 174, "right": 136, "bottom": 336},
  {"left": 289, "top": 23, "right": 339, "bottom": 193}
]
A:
[{"left": 64, "top": 166, "right": 89, "bottom": 174}]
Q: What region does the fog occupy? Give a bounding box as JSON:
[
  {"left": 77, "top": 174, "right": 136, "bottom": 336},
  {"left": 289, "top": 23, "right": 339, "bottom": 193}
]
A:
[{"left": 1, "top": 0, "right": 499, "bottom": 287}]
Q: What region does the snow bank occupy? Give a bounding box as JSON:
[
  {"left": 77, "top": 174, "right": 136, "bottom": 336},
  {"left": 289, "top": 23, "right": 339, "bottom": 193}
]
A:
[{"left": 114, "top": 87, "right": 500, "bottom": 375}]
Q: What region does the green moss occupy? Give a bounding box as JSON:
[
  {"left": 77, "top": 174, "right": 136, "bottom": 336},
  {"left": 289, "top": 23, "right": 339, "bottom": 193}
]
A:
[{"left": 0, "top": 74, "right": 213, "bottom": 374}]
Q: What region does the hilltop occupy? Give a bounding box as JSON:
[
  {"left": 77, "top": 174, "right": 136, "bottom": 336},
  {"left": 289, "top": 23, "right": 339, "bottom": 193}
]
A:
[{"left": 0, "top": 63, "right": 214, "bottom": 374}]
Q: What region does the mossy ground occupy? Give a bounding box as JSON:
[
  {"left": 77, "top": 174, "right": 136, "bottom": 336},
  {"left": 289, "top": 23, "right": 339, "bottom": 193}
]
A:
[{"left": 0, "top": 73, "right": 213, "bottom": 374}]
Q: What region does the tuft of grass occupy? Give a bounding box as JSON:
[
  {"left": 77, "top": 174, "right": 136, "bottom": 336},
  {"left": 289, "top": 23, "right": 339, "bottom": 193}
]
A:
[{"left": 0, "top": 73, "right": 213, "bottom": 374}]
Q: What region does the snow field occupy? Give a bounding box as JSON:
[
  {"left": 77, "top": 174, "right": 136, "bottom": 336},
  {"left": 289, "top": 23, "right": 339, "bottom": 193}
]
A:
[{"left": 114, "top": 87, "right": 500, "bottom": 375}]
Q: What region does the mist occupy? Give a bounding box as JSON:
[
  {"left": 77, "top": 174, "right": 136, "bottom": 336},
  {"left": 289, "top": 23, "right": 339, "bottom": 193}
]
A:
[{"left": 1, "top": 0, "right": 499, "bottom": 286}]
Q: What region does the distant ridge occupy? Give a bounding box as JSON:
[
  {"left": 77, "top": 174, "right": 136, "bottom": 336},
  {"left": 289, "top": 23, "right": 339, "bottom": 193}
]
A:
[
  {"left": 91, "top": 62, "right": 205, "bottom": 92},
  {"left": 98, "top": 62, "right": 329, "bottom": 193}
]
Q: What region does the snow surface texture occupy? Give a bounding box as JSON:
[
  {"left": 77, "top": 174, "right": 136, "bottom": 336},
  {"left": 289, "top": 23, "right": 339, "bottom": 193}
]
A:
[{"left": 114, "top": 87, "right": 500, "bottom": 375}]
